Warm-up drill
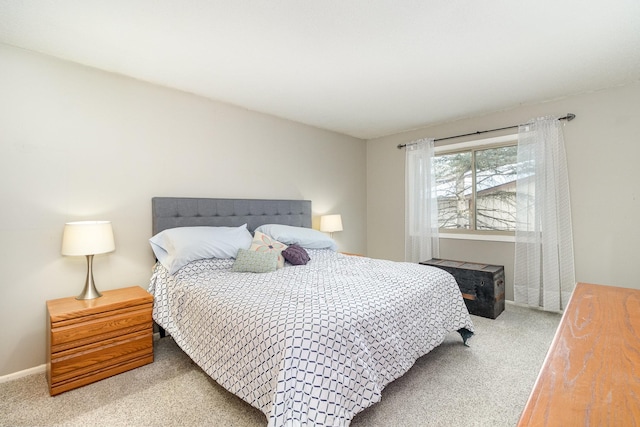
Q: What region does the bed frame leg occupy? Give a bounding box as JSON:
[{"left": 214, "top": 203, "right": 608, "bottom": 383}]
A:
[
  {"left": 155, "top": 322, "right": 166, "bottom": 338},
  {"left": 458, "top": 328, "right": 473, "bottom": 346}
]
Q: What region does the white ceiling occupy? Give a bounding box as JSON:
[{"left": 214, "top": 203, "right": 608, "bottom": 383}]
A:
[{"left": 1, "top": 1, "right": 639, "bottom": 139}]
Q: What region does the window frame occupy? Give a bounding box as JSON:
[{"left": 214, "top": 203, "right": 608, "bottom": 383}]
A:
[{"left": 434, "top": 133, "right": 518, "bottom": 242}]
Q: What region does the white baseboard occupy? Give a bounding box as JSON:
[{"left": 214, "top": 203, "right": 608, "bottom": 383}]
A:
[{"left": 0, "top": 364, "right": 46, "bottom": 383}]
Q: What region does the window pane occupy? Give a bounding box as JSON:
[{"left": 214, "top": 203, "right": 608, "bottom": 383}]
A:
[
  {"left": 475, "top": 146, "right": 518, "bottom": 231},
  {"left": 434, "top": 152, "right": 472, "bottom": 229}
]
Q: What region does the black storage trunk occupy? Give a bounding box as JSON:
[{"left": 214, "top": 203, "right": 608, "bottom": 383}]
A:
[{"left": 420, "top": 258, "right": 505, "bottom": 319}]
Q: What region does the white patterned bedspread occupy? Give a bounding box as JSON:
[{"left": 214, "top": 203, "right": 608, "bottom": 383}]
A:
[{"left": 148, "top": 250, "right": 474, "bottom": 426}]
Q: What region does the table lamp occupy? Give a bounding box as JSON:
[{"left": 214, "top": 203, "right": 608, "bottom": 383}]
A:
[
  {"left": 61, "top": 221, "right": 115, "bottom": 300},
  {"left": 320, "top": 214, "right": 343, "bottom": 238}
]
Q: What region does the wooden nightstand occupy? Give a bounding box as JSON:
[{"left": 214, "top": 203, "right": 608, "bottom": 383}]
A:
[{"left": 46, "top": 286, "right": 154, "bottom": 396}]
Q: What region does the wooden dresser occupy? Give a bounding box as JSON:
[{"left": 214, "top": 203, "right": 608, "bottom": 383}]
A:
[
  {"left": 517, "top": 283, "right": 640, "bottom": 426},
  {"left": 47, "top": 286, "right": 154, "bottom": 396}
]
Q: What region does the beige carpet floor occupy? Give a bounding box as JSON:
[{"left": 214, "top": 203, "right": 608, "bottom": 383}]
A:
[{"left": 0, "top": 302, "right": 560, "bottom": 427}]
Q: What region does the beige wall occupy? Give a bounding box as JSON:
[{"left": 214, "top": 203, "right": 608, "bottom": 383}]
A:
[
  {"left": 3, "top": 39, "right": 638, "bottom": 377},
  {"left": 0, "top": 44, "right": 367, "bottom": 376},
  {"left": 367, "top": 82, "right": 640, "bottom": 300}
]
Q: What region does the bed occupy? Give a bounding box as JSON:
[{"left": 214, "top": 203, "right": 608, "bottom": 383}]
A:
[{"left": 147, "top": 197, "right": 474, "bottom": 426}]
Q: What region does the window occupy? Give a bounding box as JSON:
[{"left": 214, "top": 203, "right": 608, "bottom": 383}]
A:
[{"left": 434, "top": 141, "right": 518, "bottom": 233}]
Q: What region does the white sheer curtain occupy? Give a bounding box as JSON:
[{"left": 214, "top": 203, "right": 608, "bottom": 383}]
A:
[
  {"left": 405, "top": 138, "right": 439, "bottom": 262},
  {"left": 514, "top": 116, "right": 575, "bottom": 311}
]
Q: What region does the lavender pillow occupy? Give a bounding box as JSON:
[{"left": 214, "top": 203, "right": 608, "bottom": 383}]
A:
[{"left": 281, "top": 244, "right": 310, "bottom": 265}]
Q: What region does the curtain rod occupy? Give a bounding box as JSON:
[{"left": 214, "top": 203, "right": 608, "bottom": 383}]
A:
[{"left": 396, "top": 113, "right": 576, "bottom": 149}]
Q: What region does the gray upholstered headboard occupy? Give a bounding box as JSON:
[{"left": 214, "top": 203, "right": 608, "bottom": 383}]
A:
[{"left": 152, "top": 197, "right": 312, "bottom": 235}]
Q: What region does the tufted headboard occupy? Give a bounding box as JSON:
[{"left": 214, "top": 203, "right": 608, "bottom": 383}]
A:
[{"left": 151, "top": 197, "right": 312, "bottom": 236}]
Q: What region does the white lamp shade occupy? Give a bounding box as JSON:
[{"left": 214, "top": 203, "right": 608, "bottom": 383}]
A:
[
  {"left": 320, "top": 214, "right": 343, "bottom": 233},
  {"left": 61, "top": 221, "right": 115, "bottom": 256}
]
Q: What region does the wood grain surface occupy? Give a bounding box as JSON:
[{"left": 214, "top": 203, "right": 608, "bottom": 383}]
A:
[
  {"left": 47, "top": 286, "right": 154, "bottom": 395},
  {"left": 518, "top": 283, "right": 640, "bottom": 426},
  {"left": 47, "top": 286, "right": 153, "bottom": 322}
]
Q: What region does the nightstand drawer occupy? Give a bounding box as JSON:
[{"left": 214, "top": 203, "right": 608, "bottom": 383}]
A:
[
  {"left": 50, "top": 339, "right": 153, "bottom": 396},
  {"left": 51, "top": 330, "right": 152, "bottom": 380},
  {"left": 51, "top": 306, "right": 152, "bottom": 352}
]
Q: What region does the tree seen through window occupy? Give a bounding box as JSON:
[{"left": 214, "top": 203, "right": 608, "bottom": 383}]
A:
[{"left": 434, "top": 145, "right": 518, "bottom": 232}]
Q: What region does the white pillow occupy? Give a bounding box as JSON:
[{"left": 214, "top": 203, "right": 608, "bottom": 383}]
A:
[
  {"left": 255, "top": 224, "right": 337, "bottom": 251},
  {"left": 149, "top": 225, "right": 252, "bottom": 274}
]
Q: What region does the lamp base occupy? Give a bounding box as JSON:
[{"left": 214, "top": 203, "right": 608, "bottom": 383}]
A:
[{"left": 76, "top": 254, "right": 103, "bottom": 300}]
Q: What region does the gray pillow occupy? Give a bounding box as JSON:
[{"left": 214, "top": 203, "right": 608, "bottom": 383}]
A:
[{"left": 232, "top": 248, "right": 278, "bottom": 273}]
